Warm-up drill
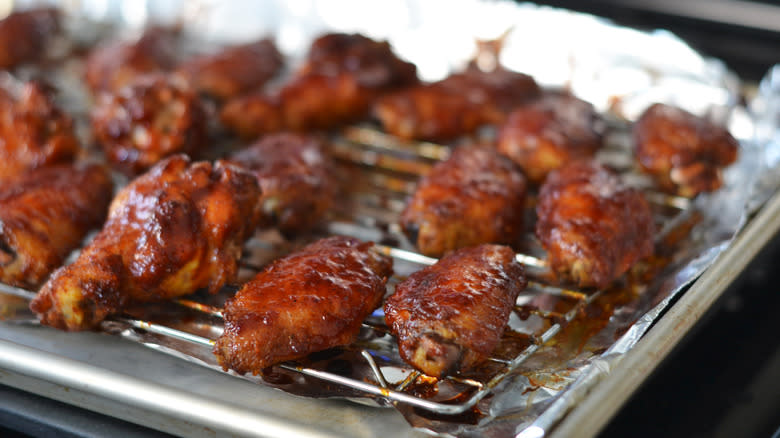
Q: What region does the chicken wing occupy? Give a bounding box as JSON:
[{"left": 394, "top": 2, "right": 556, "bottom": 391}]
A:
[
  {"left": 633, "top": 103, "right": 738, "bottom": 197},
  {"left": 0, "top": 8, "right": 60, "bottom": 69},
  {"left": 214, "top": 236, "right": 393, "bottom": 375},
  {"left": 536, "top": 161, "right": 654, "bottom": 289},
  {"left": 220, "top": 33, "right": 418, "bottom": 139},
  {"left": 374, "top": 66, "right": 540, "bottom": 141},
  {"left": 384, "top": 244, "right": 526, "bottom": 378},
  {"left": 85, "top": 26, "right": 178, "bottom": 93},
  {"left": 0, "top": 164, "right": 112, "bottom": 288},
  {"left": 177, "top": 38, "right": 283, "bottom": 100},
  {"left": 30, "top": 155, "right": 262, "bottom": 331},
  {"left": 91, "top": 74, "right": 208, "bottom": 175},
  {"left": 497, "top": 93, "right": 603, "bottom": 184},
  {"left": 400, "top": 146, "right": 527, "bottom": 257},
  {"left": 0, "top": 81, "right": 79, "bottom": 181},
  {"left": 227, "top": 133, "right": 336, "bottom": 235}
]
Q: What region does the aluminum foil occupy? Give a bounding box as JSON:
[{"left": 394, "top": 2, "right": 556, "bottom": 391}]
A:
[{"left": 2, "top": 1, "right": 780, "bottom": 437}]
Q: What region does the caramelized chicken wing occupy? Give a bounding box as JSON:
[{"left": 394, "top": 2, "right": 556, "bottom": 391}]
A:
[
  {"left": 497, "top": 93, "right": 603, "bottom": 183},
  {"left": 177, "top": 38, "right": 283, "bottom": 100},
  {"left": 91, "top": 74, "right": 208, "bottom": 175},
  {"left": 384, "top": 244, "right": 526, "bottom": 378},
  {"left": 220, "top": 33, "right": 418, "bottom": 139},
  {"left": 633, "top": 103, "right": 738, "bottom": 197},
  {"left": 85, "top": 26, "right": 178, "bottom": 93},
  {"left": 536, "top": 161, "right": 654, "bottom": 289},
  {"left": 400, "top": 146, "right": 527, "bottom": 257},
  {"left": 0, "top": 8, "right": 60, "bottom": 69},
  {"left": 0, "top": 164, "right": 112, "bottom": 288},
  {"left": 374, "top": 66, "right": 540, "bottom": 141},
  {"left": 228, "top": 133, "right": 336, "bottom": 235},
  {"left": 0, "top": 81, "right": 79, "bottom": 181},
  {"left": 30, "top": 155, "right": 262, "bottom": 331},
  {"left": 214, "top": 236, "right": 393, "bottom": 374}
]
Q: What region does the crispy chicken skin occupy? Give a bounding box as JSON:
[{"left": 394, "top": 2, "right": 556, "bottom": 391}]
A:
[
  {"left": 177, "top": 38, "right": 283, "bottom": 100},
  {"left": 91, "top": 74, "right": 208, "bottom": 175},
  {"left": 497, "top": 93, "right": 603, "bottom": 184},
  {"left": 374, "top": 66, "right": 540, "bottom": 141},
  {"left": 220, "top": 33, "right": 418, "bottom": 139},
  {"left": 0, "top": 164, "right": 112, "bottom": 288},
  {"left": 0, "top": 8, "right": 60, "bottom": 69},
  {"left": 85, "top": 27, "right": 178, "bottom": 93},
  {"left": 0, "top": 81, "right": 79, "bottom": 181},
  {"left": 536, "top": 161, "right": 654, "bottom": 289},
  {"left": 384, "top": 244, "right": 526, "bottom": 378},
  {"left": 633, "top": 103, "right": 738, "bottom": 197},
  {"left": 30, "top": 155, "right": 262, "bottom": 331},
  {"left": 400, "top": 147, "right": 527, "bottom": 257},
  {"left": 214, "top": 236, "right": 393, "bottom": 374},
  {"left": 228, "top": 133, "right": 336, "bottom": 235}
]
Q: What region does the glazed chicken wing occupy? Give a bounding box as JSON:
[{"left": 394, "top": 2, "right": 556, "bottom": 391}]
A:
[
  {"left": 384, "top": 244, "right": 526, "bottom": 378},
  {"left": 91, "top": 74, "right": 208, "bottom": 175},
  {"left": 536, "top": 161, "right": 654, "bottom": 289},
  {"left": 374, "top": 66, "right": 540, "bottom": 141},
  {"left": 220, "top": 33, "right": 418, "bottom": 139},
  {"left": 177, "top": 38, "right": 283, "bottom": 100},
  {"left": 497, "top": 93, "right": 603, "bottom": 183},
  {"left": 633, "top": 103, "right": 738, "bottom": 197},
  {"left": 0, "top": 81, "right": 79, "bottom": 181},
  {"left": 0, "top": 8, "right": 60, "bottom": 69},
  {"left": 228, "top": 133, "right": 336, "bottom": 235},
  {"left": 400, "top": 146, "right": 527, "bottom": 257},
  {"left": 30, "top": 155, "right": 262, "bottom": 331},
  {"left": 214, "top": 236, "right": 393, "bottom": 374},
  {"left": 85, "top": 26, "right": 178, "bottom": 93},
  {"left": 0, "top": 164, "right": 112, "bottom": 288}
]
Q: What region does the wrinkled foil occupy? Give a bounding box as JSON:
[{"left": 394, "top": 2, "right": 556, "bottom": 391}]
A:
[{"left": 4, "top": 1, "right": 780, "bottom": 437}]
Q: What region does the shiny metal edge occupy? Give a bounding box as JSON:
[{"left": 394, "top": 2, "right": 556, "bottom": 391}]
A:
[{"left": 548, "top": 190, "right": 780, "bottom": 438}]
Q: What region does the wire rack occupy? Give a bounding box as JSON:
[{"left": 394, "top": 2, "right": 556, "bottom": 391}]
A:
[{"left": 0, "top": 122, "right": 693, "bottom": 416}]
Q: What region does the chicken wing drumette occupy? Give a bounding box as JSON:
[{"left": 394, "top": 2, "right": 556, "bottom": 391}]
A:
[
  {"left": 633, "top": 103, "right": 738, "bottom": 197},
  {"left": 0, "top": 81, "right": 79, "bottom": 181},
  {"left": 536, "top": 161, "right": 654, "bottom": 289},
  {"left": 91, "top": 74, "right": 208, "bottom": 175},
  {"left": 497, "top": 93, "right": 603, "bottom": 184},
  {"left": 385, "top": 244, "right": 526, "bottom": 378},
  {"left": 400, "top": 146, "right": 527, "bottom": 257},
  {"left": 0, "top": 8, "right": 60, "bottom": 69},
  {"left": 228, "top": 133, "right": 336, "bottom": 235},
  {"left": 220, "top": 33, "right": 418, "bottom": 139},
  {"left": 30, "top": 155, "right": 262, "bottom": 331},
  {"left": 0, "top": 164, "right": 112, "bottom": 288},
  {"left": 214, "top": 236, "right": 393, "bottom": 375},
  {"left": 374, "top": 66, "right": 540, "bottom": 141},
  {"left": 85, "top": 26, "right": 178, "bottom": 93},
  {"left": 177, "top": 38, "right": 283, "bottom": 100}
]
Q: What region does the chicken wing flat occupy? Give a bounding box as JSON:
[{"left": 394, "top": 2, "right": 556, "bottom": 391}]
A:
[
  {"left": 0, "top": 164, "right": 112, "bottom": 288},
  {"left": 384, "top": 244, "right": 526, "bottom": 378},
  {"left": 228, "top": 133, "right": 336, "bottom": 235},
  {"left": 633, "top": 103, "right": 738, "bottom": 197},
  {"left": 85, "top": 26, "right": 178, "bottom": 93},
  {"left": 30, "top": 155, "right": 262, "bottom": 331},
  {"left": 214, "top": 236, "right": 393, "bottom": 375},
  {"left": 0, "top": 81, "right": 79, "bottom": 181},
  {"left": 220, "top": 33, "right": 418, "bottom": 139},
  {"left": 374, "top": 66, "right": 540, "bottom": 141},
  {"left": 91, "top": 74, "right": 208, "bottom": 175},
  {"left": 497, "top": 93, "right": 603, "bottom": 184},
  {"left": 400, "top": 146, "right": 527, "bottom": 257},
  {"left": 0, "top": 8, "right": 60, "bottom": 69},
  {"left": 177, "top": 38, "right": 283, "bottom": 100},
  {"left": 536, "top": 161, "right": 654, "bottom": 289}
]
